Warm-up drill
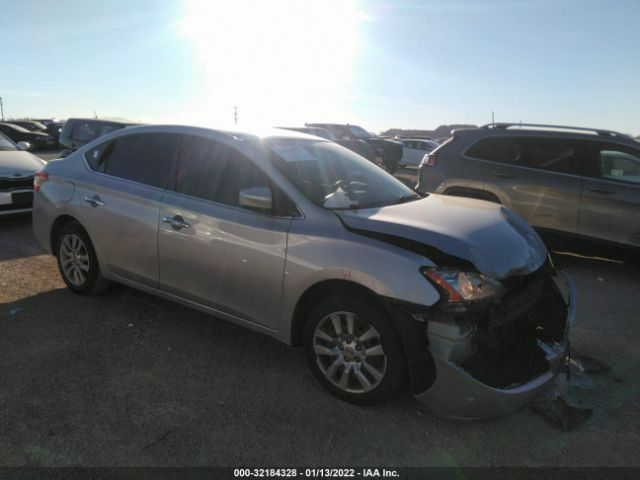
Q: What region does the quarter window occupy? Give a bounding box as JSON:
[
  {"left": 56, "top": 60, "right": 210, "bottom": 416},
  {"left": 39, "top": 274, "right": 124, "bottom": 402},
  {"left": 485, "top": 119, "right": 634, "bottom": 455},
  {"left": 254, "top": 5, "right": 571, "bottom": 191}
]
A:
[
  {"left": 466, "top": 137, "right": 522, "bottom": 164},
  {"left": 175, "top": 135, "right": 271, "bottom": 209}
]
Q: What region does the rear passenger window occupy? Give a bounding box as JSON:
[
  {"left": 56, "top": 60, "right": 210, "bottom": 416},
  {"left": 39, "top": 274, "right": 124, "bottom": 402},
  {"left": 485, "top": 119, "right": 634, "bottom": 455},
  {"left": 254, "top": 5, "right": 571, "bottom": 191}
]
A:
[
  {"left": 520, "top": 138, "right": 579, "bottom": 174},
  {"left": 175, "top": 135, "right": 271, "bottom": 209},
  {"left": 101, "top": 134, "right": 177, "bottom": 188}
]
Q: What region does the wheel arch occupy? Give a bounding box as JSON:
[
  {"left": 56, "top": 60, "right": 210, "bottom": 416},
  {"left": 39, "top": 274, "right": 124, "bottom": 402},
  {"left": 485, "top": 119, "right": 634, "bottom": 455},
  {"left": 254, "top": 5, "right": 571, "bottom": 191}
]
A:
[
  {"left": 290, "top": 279, "right": 436, "bottom": 394},
  {"left": 50, "top": 214, "right": 82, "bottom": 254}
]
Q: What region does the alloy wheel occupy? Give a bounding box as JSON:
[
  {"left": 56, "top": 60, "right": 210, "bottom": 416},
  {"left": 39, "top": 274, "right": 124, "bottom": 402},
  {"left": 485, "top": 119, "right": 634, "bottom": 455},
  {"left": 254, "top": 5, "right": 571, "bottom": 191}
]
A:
[
  {"left": 313, "top": 311, "right": 387, "bottom": 394},
  {"left": 59, "top": 233, "right": 90, "bottom": 286}
]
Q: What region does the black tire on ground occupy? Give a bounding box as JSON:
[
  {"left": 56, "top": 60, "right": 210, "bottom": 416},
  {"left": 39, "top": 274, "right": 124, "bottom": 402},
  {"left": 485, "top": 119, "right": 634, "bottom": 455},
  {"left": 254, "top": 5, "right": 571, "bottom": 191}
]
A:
[
  {"left": 303, "top": 292, "right": 406, "bottom": 405},
  {"left": 55, "top": 221, "right": 111, "bottom": 295}
]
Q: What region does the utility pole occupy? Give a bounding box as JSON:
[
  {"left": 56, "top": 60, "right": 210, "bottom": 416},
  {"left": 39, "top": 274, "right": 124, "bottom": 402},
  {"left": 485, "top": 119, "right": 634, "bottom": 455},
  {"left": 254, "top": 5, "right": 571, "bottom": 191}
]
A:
[
  {"left": 0, "top": 97, "right": 4, "bottom": 121},
  {"left": 234, "top": 106, "right": 238, "bottom": 125},
  {"left": 491, "top": 110, "right": 495, "bottom": 126}
]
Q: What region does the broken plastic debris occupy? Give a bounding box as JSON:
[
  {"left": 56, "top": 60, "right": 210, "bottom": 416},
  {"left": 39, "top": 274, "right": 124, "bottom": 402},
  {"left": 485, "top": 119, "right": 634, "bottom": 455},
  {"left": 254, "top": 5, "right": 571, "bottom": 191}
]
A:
[
  {"left": 572, "top": 354, "right": 612, "bottom": 373},
  {"left": 569, "top": 360, "right": 595, "bottom": 389},
  {"left": 10, "top": 308, "right": 24, "bottom": 316},
  {"left": 128, "top": 323, "right": 134, "bottom": 327},
  {"left": 597, "top": 277, "right": 604, "bottom": 282},
  {"left": 532, "top": 396, "right": 593, "bottom": 432}
]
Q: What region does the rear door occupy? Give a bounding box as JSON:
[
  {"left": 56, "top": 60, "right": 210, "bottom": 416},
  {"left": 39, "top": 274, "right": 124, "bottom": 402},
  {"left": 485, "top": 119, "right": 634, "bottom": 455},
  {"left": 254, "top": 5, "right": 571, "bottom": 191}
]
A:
[
  {"left": 466, "top": 136, "right": 584, "bottom": 233},
  {"left": 78, "top": 133, "right": 178, "bottom": 286},
  {"left": 157, "top": 134, "right": 292, "bottom": 330},
  {"left": 579, "top": 142, "right": 640, "bottom": 246}
]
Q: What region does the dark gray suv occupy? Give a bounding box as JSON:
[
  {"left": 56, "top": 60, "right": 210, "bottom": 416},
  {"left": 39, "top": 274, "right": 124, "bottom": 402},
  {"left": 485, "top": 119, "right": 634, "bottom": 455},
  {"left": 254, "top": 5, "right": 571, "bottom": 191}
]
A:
[{"left": 416, "top": 123, "right": 640, "bottom": 248}]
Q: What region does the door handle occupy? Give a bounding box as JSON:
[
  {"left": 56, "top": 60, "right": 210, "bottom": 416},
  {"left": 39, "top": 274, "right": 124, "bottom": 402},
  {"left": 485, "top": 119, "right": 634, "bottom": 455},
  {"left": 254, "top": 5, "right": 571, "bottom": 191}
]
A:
[
  {"left": 587, "top": 188, "right": 614, "bottom": 195},
  {"left": 83, "top": 195, "right": 104, "bottom": 207},
  {"left": 493, "top": 171, "right": 516, "bottom": 179},
  {"left": 162, "top": 215, "right": 191, "bottom": 230}
]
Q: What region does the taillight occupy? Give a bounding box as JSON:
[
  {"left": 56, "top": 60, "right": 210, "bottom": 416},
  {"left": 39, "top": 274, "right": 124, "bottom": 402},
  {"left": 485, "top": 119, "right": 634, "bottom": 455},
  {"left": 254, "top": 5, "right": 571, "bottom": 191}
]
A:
[
  {"left": 421, "top": 153, "right": 438, "bottom": 167},
  {"left": 33, "top": 171, "right": 49, "bottom": 192}
]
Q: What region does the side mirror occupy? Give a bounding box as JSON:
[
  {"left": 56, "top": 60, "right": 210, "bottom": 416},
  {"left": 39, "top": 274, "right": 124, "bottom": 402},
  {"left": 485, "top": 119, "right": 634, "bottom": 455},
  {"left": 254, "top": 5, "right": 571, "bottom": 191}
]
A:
[
  {"left": 59, "top": 149, "right": 72, "bottom": 158},
  {"left": 238, "top": 186, "right": 272, "bottom": 211},
  {"left": 16, "top": 141, "right": 32, "bottom": 151}
]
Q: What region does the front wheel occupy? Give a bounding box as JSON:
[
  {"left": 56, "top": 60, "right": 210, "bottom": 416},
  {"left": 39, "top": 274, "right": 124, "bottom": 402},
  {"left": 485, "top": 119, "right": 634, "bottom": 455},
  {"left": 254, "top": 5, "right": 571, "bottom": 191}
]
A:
[
  {"left": 56, "top": 221, "right": 111, "bottom": 295},
  {"left": 303, "top": 294, "right": 406, "bottom": 404}
]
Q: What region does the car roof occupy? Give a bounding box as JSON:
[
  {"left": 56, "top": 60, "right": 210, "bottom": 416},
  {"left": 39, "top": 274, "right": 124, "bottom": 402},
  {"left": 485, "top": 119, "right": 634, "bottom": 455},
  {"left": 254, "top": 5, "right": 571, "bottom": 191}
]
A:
[
  {"left": 455, "top": 123, "right": 640, "bottom": 148},
  {"left": 66, "top": 117, "right": 138, "bottom": 126},
  {"left": 96, "top": 124, "right": 328, "bottom": 142}
]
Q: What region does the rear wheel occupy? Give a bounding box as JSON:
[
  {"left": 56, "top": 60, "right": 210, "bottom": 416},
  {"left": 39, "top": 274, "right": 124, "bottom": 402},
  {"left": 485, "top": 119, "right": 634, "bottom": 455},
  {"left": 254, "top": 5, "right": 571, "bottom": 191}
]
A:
[
  {"left": 56, "top": 222, "right": 110, "bottom": 295},
  {"left": 303, "top": 294, "right": 405, "bottom": 404}
]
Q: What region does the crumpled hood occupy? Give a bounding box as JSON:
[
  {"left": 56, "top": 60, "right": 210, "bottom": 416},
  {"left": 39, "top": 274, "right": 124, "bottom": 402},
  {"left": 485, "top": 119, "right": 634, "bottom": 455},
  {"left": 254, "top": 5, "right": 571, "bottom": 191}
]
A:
[
  {"left": 0, "top": 150, "right": 45, "bottom": 175},
  {"left": 337, "top": 194, "right": 548, "bottom": 279}
]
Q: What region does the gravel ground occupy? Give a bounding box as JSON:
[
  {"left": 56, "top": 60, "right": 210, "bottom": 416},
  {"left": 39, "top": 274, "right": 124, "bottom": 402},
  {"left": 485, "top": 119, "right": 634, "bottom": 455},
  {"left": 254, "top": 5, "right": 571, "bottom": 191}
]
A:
[{"left": 0, "top": 159, "right": 638, "bottom": 467}]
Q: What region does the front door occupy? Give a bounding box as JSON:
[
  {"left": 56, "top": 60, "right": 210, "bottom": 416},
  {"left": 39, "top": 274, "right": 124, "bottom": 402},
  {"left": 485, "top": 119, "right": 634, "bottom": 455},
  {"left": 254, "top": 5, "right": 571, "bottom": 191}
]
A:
[
  {"left": 157, "top": 134, "right": 292, "bottom": 330},
  {"left": 579, "top": 142, "right": 640, "bottom": 247}
]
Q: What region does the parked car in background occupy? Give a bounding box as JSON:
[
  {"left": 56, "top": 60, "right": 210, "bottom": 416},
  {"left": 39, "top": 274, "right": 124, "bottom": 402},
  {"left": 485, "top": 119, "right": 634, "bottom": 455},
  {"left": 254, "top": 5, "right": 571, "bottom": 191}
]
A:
[
  {"left": 33, "top": 118, "right": 60, "bottom": 127},
  {"left": 306, "top": 123, "right": 404, "bottom": 173},
  {"left": 58, "top": 118, "right": 136, "bottom": 154},
  {"left": 275, "top": 126, "right": 336, "bottom": 140},
  {"left": 400, "top": 138, "right": 439, "bottom": 166},
  {"left": 33, "top": 124, "right": 575, "bottom": 420},
  {"left": 44, "top": 122, "right": 65, "bottom": 149},
  {"left": 10, "top": 120, "right": 48, "bottom": 132},
  {"left": 0, "top": 123, "right": 56, "bottom": 150},
  {"left": 417, "top": 123, "right": 640, "bottom": 248},
  {"left": 0, "top": 133, "right": 45, "bottom": 216}
]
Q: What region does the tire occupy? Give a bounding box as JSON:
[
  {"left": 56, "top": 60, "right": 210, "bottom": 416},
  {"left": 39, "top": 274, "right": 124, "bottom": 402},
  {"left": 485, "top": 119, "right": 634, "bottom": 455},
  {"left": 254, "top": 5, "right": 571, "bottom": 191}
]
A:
[
  {"left": 383, "top": 157, "right": 399, "bottom": 174},
  {"left": 55, "top": 221, "right": 111, "bottom": 295},
  {"left": 303, "top": 293, "right": 406, "bottom": 405}
]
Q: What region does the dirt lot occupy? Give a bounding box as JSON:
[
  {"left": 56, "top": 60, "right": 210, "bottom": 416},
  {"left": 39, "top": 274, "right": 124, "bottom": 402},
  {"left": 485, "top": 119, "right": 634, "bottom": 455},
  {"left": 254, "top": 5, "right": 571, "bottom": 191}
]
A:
[{"left": 0, "top": 163, "right": 639, "bottom": 466}]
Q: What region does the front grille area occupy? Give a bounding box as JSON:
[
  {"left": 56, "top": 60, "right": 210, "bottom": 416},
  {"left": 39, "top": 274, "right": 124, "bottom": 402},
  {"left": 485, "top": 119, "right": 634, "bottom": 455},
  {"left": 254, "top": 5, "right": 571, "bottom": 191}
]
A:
[
  {"left": 0, "top": 176, "right": 34, "bottom": 191},
  {"left": 461, "top": 268, "right": 569, "bottom": 388}
]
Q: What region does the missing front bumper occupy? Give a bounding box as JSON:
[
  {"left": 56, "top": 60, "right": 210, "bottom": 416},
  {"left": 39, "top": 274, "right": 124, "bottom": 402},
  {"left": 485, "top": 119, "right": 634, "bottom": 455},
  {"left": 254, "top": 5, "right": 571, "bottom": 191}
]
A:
[{"left": 414, "top": 272, "right": 576, "bottom": 419}]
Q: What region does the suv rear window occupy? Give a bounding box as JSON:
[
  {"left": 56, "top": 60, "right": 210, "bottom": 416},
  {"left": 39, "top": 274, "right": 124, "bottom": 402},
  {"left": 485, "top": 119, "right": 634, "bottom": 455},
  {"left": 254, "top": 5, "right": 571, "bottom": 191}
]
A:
[{"left": 466, "top": 136, "right": 579, "bottom": 174}]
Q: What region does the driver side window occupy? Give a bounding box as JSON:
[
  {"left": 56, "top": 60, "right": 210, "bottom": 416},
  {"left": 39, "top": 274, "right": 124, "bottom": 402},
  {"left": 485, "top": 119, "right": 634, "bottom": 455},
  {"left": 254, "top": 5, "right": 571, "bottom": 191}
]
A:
[{"left": 175, "top": 135, "right": 275, "bottom": 211}]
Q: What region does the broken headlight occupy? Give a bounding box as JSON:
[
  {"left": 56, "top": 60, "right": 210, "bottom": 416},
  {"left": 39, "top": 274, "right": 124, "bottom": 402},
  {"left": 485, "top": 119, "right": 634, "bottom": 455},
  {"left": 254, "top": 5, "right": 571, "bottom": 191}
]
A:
[{"left": 422, "top": 268, "right": 505, "bottom": 306}]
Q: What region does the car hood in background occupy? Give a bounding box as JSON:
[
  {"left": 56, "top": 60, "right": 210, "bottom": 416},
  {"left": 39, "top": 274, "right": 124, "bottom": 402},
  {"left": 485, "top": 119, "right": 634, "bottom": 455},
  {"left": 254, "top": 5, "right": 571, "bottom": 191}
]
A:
[
  {"left": 0, "top": 150, "right": 45, "bottom": 175},
  {"left": 336, "top": 194, "right": 547, "bottom": 280}
]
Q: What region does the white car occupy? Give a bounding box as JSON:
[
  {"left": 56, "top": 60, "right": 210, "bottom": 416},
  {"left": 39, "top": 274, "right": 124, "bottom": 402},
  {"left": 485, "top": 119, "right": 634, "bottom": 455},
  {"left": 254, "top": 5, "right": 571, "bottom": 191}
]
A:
[
  {"left": 401, "top": 139, "right": 439, "bottom": 166},
  {"left": 0, "top": 133, "right": 45, "bottom": 216}
]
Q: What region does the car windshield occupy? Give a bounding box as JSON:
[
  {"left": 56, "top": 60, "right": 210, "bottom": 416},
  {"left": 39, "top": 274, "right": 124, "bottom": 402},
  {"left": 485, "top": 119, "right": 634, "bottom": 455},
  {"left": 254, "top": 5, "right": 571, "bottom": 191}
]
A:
[
  {"left": 348, "top": 125, "right": 374, "bottom": 138},
  {"left": 0, "top": 133, "right": 17, "bottom": 151},
  {"left": 267, "top": 138, "right": 420, "bottom": 210}
]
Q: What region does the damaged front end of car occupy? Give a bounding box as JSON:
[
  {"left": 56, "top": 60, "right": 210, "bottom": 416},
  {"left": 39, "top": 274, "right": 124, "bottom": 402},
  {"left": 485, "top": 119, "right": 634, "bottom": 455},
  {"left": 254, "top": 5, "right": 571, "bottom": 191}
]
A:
[{"left": 388, "top": 258, "right": 578, "bottom": 422}]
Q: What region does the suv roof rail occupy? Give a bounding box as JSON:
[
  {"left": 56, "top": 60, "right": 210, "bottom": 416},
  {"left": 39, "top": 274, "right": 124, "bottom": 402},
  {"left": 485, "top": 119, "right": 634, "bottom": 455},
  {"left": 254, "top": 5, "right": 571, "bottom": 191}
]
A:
[{"left": 481, "top": 122, "right": 635, "bottom": 141}]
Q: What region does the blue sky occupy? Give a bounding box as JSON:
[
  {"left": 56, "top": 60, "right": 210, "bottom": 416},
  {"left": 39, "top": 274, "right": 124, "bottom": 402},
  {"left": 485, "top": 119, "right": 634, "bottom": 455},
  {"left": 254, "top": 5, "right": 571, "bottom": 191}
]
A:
[{"left": 1, "top": 0, "right": 639, "bottom": 134}]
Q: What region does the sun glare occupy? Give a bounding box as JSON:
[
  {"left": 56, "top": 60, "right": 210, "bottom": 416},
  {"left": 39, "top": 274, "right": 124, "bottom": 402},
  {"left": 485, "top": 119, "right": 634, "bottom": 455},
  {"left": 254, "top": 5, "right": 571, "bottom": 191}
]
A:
[{"left": 177, "top": 0, "right": 365, "bottom": 128}]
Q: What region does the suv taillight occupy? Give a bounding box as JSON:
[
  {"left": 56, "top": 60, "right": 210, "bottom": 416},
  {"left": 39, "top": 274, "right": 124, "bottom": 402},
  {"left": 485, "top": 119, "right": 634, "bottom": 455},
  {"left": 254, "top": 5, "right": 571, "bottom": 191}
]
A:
[
  {"left": 33, "top": 171, "right": 49, "bottom": 192},
  {"left": 421, "top": 153, "right": 438, "bottom": 167}
]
